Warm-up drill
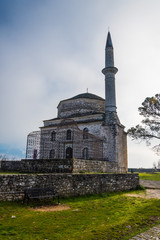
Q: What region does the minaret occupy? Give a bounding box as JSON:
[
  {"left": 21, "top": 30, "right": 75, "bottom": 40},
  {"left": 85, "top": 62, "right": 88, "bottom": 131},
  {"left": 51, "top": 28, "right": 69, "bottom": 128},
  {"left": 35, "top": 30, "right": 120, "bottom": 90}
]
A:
[
  {"left": 100, "top": 32, "right": 127, "bottom": 171},
  {"left": 102, "top": 32, "right": 118, "bottom": 124}
]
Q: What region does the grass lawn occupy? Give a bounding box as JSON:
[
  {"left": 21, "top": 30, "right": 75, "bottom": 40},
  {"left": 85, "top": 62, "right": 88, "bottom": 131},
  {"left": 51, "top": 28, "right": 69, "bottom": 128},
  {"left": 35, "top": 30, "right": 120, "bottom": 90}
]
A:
[
  {"left": 139, "top": 172, "right": 160, "bottom": 181},
  {"left": 0, "top": 191, "right": 160, "bottom": 240},
  {"left": 0, "top": 172, "right": 21, "bottom": 174}
]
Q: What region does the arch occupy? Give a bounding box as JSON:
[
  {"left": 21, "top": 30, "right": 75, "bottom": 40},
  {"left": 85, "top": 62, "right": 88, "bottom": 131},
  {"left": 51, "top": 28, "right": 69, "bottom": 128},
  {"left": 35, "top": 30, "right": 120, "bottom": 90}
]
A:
[
  {"left": 83, "top": 148, "right": 89, "bottom": 160},
  {"left": 51, "top": 131, "right": 56, "bottom": 141},
  {"left": 33, "top": 149, "right": 37, "bottom": 159},
  {"left": 66, "top": 129, "right": 72, "bottom": 140},
  {"left": 49, "top": 149, "right": 55, "bottom": 159},
  {"left": 83, "top": 128, "right": 88, "bottom": 139},
  {"left": 66, "top": 147, "right": 73, "bottom": 159}
]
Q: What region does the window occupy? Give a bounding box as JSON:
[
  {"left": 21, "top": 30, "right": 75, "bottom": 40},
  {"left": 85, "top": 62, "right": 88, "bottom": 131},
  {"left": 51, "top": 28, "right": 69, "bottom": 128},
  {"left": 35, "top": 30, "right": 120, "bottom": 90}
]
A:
[
  {"left": 66, "top": 147, "right": 73, "bottom": 159},
  {"left": 66, "top": 129, "right": 72, "bottom": 140},
  {"left": 51, "top": 131, "right": 56, "bottom": 141},
  {"left": 49, "top": 149, "right": 55, "bottom": 159},
  {"left": 83, "top": 148, "right": 89, "bottom": 160},
  {"left": 83, "top": 128, "right": 88, "bottom": 139},
  {"left": 33, "top": 149, "right": 37, "bottom": 159}
]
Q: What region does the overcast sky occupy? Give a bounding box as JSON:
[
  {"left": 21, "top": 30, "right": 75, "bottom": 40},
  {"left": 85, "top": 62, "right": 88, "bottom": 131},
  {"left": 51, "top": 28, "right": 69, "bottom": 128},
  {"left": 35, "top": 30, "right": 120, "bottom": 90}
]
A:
[{"left": 1, "top": 0, "right": 160, "bottom": 167}]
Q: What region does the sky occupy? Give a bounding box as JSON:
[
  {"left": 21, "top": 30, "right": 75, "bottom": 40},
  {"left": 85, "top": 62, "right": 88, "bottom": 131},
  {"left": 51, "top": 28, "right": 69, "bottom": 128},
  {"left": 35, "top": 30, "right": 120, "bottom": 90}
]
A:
[{"left": 0, "top": 0, "right": 160, "bottom": 167}]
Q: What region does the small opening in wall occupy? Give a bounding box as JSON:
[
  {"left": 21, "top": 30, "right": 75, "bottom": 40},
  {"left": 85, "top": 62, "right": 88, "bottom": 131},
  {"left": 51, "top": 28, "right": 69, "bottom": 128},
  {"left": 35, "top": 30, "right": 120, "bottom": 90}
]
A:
[
  {"left": 66, "top": 147, "right": 72, "bottom": 159},
  {"left": 51, "top": 131, "right": 56, "bottom": 141},
  {"left": 83, "top": 148, "right": 89, "bottom": 160},
  {"left": 83, "top": 128, "right": 88, "bottom": 139},
  {"left": 66, "top": 130, "right": 72, "bottom": 140},
  {"left": 49, "top": 149, "right": 55, "bottom": 159}
]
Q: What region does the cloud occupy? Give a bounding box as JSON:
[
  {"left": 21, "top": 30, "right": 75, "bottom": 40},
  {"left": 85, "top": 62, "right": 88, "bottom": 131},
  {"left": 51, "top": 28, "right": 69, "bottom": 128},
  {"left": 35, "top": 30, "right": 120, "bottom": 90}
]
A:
[{"left": 0, "top": 0, "right": 160, "bottom": 166}]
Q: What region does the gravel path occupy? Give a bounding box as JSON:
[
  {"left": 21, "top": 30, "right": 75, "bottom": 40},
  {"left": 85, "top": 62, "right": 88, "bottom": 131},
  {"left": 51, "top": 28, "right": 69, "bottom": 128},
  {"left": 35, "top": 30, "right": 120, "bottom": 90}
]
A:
[
  {"left": 126, "top": 188, "right": 160, "bottom": 199},
  {"left": 140, "top": 180, "right": 160, "bottom": 189},
  {"left": 130, "top": 225, "right": 160, "bottom": 239},
  {"left": 129, "top": 180, "right": 160, "bottom": 240}
]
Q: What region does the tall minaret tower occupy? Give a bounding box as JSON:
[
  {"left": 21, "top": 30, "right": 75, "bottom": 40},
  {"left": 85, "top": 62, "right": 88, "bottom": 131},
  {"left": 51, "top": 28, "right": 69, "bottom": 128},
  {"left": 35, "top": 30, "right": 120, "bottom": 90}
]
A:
[
  {"left": 102, "top": 32, "right": 119, "bottom": 124},
  {"left": 101, "top": 31, "right": 127, "bottom": 172}
]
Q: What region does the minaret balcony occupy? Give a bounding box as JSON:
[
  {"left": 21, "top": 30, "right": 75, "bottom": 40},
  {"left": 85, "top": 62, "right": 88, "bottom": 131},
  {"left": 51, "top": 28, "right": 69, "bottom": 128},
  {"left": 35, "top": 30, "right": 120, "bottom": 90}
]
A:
[{"left": 102, "top": 66, "right": 118, "bottom": 75}]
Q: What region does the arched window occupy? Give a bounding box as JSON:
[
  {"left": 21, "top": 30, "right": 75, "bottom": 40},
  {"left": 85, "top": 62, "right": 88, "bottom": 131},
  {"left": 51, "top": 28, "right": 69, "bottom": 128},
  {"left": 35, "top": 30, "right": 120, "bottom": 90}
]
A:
[
  {"left": 83, "top": 128, "right": 88, "bottom": 139},
  {"left": 83, "top": 148, "right": 89, "bottom": 160},
  {"left": 66, "top": 129, "right": 72, "bottom": 140},
  {"left": 49, "top": 149, "right": 55, "bottom": 159},
  {"left": 51, "top": 131, "right": 56, "bottom": 141},
  {"left": 33, "top": 149, "right": 37, "bottom": 159},
  {"left": 66, "top": 147, "right": 73, "bottom": 159}
]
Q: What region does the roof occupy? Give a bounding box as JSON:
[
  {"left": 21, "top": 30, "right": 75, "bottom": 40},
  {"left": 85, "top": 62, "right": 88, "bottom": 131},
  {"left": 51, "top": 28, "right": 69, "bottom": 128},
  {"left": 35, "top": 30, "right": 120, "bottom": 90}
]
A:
[
  {"left": 106, "top": 31, "right": 113, "bottom": 48},
  {"left": 44, "top": 112, "right": 105, "bottom": 122},
  {"left": 69, "top": 93, "right": 104, "bottom": 101}
]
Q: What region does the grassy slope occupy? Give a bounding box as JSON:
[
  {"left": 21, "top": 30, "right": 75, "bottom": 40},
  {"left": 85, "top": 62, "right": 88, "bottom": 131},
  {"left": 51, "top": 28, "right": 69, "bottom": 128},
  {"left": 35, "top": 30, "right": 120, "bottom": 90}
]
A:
[
  {"left": 139, "top": 172, "right": 160, "bottom": 181},
  {"left": 0, "top": 192, "right": 160, "bottom": 240}
]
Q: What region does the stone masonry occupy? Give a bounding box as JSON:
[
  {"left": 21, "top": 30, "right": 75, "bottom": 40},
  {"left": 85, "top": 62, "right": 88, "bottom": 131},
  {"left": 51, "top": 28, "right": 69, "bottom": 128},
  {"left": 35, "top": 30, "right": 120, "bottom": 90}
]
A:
[
  {"left": 0, "top": 173, "right": 139, "bottom": 201},
  {"left": 0, "top": 158, "right": 125, "bottom": 173}
]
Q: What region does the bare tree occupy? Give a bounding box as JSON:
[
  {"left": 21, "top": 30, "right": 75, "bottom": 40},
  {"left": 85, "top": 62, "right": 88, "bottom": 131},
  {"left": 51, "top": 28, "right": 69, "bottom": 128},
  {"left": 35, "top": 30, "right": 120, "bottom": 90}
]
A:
[
  {"left": 128, "top": 94, "right": 160, "bottom": 153},
  {"left": 157, "top": 159, "right": 160, "bottom": 168},
  {"left": 0, "top": 154, "right": 8, "bottom": 161},
  {"left": 153, "top": 161, "right": 157, "bottom": 169}
]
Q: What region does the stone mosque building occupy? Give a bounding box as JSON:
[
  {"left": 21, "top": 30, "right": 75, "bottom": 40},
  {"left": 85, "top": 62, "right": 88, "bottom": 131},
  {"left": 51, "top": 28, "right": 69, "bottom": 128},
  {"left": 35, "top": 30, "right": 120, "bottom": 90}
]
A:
[{"left": 26, "top": 32, "right": 128, "bottom": 173}]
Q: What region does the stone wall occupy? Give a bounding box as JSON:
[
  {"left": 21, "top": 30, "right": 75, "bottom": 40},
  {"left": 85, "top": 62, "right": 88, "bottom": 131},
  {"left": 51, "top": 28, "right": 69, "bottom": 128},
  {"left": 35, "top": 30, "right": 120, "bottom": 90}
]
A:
[
  {"left": 0, "top": 173, "right": 139, "bottom": 201},
  {"left": 0, "top": 159, "right": 126, "bottom": 173},
  {"left": 73, "top": 159, "right": 125, "bottom": 173},
  {"left": 1, "top": 159, "right": 73, "bottom": 173},
  {"left": 128, "top": 168, "right": 160, "bottom": 173},
  {"left": 40, "top": 119, "right": 103, "bottom": 160},
  {"left": 0, "top": 160, "right": 22, "bottom": 172},
  {"left": 57, "top": 98, "right": 105, "bottom": 118}
]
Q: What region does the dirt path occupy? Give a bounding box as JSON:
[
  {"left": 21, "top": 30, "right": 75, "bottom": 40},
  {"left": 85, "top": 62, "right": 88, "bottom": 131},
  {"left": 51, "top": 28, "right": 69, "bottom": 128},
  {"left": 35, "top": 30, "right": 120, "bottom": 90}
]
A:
[
  {"left": 31, "top": 204, "right": 70, "bottom": 212},
  {"left": 126, "top": 188, "right": 160, "bottom": 199},
  {"left": 129, "top": 180, "right": 160, "bottom": 239},
  {"left": 126, "top": 180, "right": 160, "bottom": 199},
  {"left": 140, "top": 180, "right": 160, "bottom": 189}
]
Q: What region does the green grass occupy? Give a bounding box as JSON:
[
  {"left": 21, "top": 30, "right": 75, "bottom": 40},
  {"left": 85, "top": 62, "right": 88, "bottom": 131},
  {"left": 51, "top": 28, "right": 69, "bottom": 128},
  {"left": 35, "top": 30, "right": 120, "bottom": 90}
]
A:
[
  {"left": 139, "top": 172, "right": 160, "bottom": 181},
  {"left": 0, "top": 191, "right": 160, "bottom": 240},
  {"left": 0, "top": 172, "right": 21, "bottom": 174}
]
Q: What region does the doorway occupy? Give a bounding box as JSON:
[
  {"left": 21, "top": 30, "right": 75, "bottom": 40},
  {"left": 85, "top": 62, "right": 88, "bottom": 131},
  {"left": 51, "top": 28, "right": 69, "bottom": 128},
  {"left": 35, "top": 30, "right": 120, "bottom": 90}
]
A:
[{"left": 66, "top": 147, "right": 73, "bottom": 159}]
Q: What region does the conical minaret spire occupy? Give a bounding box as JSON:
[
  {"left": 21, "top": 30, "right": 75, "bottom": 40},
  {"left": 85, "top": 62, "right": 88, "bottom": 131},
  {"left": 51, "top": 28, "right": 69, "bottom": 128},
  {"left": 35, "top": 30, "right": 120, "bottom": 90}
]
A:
[
  {"left": 102, "top": 32, "right": 118, "bottom": 124},
  {"left": 105, "top": 31, "right": 114, "bottom": 67},
  {"left": 106, "top": 31, "right": 113, "bottom": 47}
]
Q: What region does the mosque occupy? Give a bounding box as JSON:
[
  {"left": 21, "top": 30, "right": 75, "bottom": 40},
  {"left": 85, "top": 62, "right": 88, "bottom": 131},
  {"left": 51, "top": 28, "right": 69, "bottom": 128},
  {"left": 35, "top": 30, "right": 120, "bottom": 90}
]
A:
[{"left": 26, "top": 32, "right": 128, "bottom": 173}]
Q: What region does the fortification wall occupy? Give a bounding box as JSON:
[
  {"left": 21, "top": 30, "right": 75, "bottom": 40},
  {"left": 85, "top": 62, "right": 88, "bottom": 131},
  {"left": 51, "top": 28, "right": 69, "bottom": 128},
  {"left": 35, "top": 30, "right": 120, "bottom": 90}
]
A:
[
  {"left": 0, "top": 173, "right": 139, "bottom": 201},
  {"left": 0, "top": 159, "right": 126, "bottom": 173},
  {"left": 0, "top": 160, "right": 22, "bottom": 172},
  {"left": 73, "top": 159, "right": 124, "bottom": 173},
  {"left": 0, "top": 159, "right": 73, "bottom": 173}
]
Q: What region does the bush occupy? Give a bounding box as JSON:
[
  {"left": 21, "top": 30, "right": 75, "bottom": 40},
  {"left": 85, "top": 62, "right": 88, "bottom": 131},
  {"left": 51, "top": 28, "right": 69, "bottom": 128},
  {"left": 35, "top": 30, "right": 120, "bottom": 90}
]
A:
[{"left": 135, "top": 184, "right": 145, "bottom": 190}]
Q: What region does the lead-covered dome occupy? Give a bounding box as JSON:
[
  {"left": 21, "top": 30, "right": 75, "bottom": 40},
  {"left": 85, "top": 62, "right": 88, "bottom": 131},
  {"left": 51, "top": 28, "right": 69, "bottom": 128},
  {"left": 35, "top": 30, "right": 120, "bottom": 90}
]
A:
[
  {"left": 57, "top": 93, "right": 105, "bottom": 118},
  {"left": 70, "top": 93, "right": 104, "bottom": 101}
]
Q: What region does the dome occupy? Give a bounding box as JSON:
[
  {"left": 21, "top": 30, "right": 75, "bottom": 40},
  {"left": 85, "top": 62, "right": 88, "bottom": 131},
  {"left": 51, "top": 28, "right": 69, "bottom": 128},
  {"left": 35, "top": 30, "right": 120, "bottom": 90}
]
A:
[
  {"left": 70, "top": 93, "right": 104, "bottom": 101},
  {"left": 57, "top": 92, "right": 105, "bottom": 118}
]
